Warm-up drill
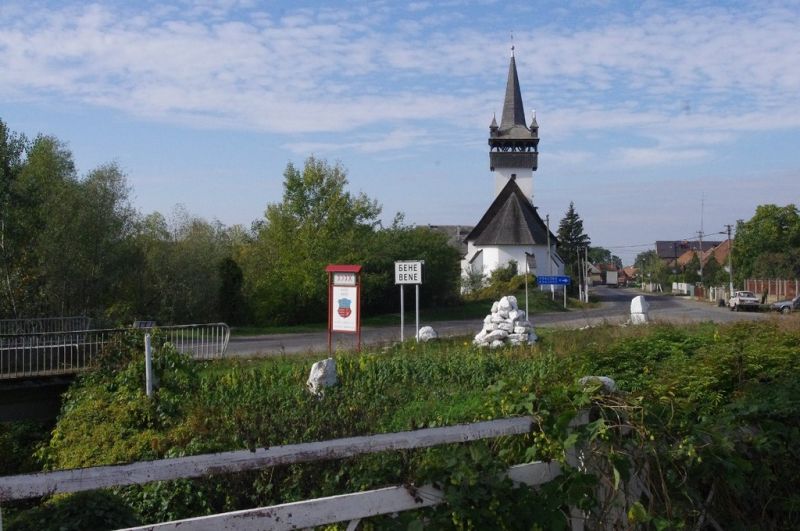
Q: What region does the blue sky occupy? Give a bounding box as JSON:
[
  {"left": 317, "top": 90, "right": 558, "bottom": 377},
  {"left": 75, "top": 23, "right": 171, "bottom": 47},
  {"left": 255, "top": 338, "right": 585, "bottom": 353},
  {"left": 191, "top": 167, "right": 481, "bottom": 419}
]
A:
[{"left": 2, "top": 0, "right": 799, "bottom": 264}]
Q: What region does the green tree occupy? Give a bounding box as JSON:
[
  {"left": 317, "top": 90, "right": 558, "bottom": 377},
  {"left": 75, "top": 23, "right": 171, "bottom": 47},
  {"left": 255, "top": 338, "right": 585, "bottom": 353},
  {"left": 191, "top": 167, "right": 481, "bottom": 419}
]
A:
[
  {"left": 360, "top": 219, "right": 461, "bottom": 314},
  {"left": 557, "top": 202, "right": 591, "bottom": 282},
  {"left": 0, "top": 119, "right": 27, "bottom": 317},
  {"left": 134, "top": 206, "right": 233, "bottom": 324},
  {"left": 218, "top": 257, "right": 246, "bottom": 325},
  {"left": 634, "top": 249, "right": 669, "bottom": 287},
  {"left": 734, "top": 204, "right": 800, "bottom": 281},
  {"left": 587, "top": 246, "right": 622, "bottom": 268},
  {"left": 244, "top": 157, "right": 381, "bottom": 325},
  {"left": 702, "top": 255, "right": 726, "bottom": 286},
  {"left": 684, "top": 253, "right": 701, "bottom": 283},
  {"left": 7, "top": 134, "right": 78, "bottom": 316}
]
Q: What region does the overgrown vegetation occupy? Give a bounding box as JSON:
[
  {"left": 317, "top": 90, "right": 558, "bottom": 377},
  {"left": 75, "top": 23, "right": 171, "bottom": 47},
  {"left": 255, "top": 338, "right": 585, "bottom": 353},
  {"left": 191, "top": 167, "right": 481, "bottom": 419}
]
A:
[
  {"left": 3, "top": 319, "right": 799, "bottom": 529},
  {"left": 0, "top": 120, "right": 461, "bottom": 326}
]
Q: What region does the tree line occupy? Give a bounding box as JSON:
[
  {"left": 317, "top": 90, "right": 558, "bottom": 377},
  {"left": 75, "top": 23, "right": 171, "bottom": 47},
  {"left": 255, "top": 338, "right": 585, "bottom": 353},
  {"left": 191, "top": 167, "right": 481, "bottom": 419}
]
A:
[
  {"left": 0, "top": 119, "right": 461, "bottom": 326},
  {"left": 633, "top": 203, "right": 800, "bottom": 287}
]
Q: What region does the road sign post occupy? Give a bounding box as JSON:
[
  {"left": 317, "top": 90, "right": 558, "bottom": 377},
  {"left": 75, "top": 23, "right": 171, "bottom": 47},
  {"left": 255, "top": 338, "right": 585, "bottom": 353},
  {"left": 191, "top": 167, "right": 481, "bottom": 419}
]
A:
[
  {"left": 326, "top": 265, "right": 362, "bottom": 354},
  {"left": 395, "top": 261, "right": 424, "bottom": 342},
  {"left": 536, "top": 275, "right": 571, "bottom": 286},
  {"left": 536, "top": 275, "right": 571, "bottom": 309}
]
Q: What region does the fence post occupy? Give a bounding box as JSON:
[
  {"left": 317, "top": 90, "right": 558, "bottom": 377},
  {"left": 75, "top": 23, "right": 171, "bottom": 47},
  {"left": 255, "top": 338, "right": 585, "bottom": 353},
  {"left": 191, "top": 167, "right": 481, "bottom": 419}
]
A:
[{"left": 145, "top": 334, "right": 153, "bottom": 398}]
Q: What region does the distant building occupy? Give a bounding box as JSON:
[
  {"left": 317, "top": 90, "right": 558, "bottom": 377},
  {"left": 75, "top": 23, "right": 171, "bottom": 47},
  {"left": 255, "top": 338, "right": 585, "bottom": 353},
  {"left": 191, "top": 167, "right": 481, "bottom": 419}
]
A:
[
  {"left": 461, "top": 50, "right": 564, "bottom": 281},
  {"left": 655, "top": 240, "right": 722, "bottom": 268}
]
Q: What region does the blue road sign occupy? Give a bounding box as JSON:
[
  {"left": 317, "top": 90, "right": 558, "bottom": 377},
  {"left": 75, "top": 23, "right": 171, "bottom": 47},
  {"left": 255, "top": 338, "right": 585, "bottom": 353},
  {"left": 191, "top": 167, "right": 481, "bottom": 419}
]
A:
[{"left": 537, "top": 275, "right": 571, "bottom": 285}]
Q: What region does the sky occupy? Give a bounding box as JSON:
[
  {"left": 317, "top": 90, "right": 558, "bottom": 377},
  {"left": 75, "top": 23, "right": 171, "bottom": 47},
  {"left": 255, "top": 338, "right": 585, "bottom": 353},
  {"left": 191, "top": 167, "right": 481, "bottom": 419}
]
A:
[{"left": 1, "top": 0, "right": 799, "bottom": 264}]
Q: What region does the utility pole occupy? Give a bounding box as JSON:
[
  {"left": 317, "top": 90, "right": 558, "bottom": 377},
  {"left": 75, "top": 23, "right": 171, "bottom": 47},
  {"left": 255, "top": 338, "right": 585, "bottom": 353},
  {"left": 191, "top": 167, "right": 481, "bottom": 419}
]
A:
[
  {"left": 546, "top": 214, "right": 552, "bottom": 275},
  {"left": 584, "top": 246, "right": 590, "bottom": 303},
  {"left": 698, "top": 230, "right": 704, "bottom": 285},
  {"left": 698, "top": 194, "right": 704, "bottom": 285},
  {"left": 725, "top": 224, "right": 734, "bottom": 296}
]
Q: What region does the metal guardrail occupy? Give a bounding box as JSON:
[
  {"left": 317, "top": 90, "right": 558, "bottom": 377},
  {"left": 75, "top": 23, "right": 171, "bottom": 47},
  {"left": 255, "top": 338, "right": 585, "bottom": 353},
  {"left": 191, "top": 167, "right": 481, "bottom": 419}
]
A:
[
  {"left": 0, "top": 316, "right": 92, "bottom": 336},
  {"left": 0, "top": 323, "right": 230, "bottom": 380}
]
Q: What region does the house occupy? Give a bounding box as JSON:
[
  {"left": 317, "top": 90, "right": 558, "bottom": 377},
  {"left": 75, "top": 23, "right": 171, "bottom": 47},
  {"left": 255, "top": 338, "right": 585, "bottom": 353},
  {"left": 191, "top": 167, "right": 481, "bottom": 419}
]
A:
[{"left": 655, "top": 240, "right": 722, "bottom": 268}]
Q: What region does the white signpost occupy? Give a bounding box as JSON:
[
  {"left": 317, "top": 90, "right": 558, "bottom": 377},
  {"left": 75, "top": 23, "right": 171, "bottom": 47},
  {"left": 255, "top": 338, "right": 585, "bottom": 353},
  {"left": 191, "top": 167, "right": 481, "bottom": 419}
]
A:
[{"left": 395, "top": 261, "right": 424, "bottom": 342}]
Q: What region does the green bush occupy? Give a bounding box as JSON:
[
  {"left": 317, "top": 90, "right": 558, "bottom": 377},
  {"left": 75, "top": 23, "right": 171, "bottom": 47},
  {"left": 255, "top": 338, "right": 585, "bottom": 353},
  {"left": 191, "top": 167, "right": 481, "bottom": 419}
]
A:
[{"left": 11, "top": 320, "right": 800, "bottom": 529}]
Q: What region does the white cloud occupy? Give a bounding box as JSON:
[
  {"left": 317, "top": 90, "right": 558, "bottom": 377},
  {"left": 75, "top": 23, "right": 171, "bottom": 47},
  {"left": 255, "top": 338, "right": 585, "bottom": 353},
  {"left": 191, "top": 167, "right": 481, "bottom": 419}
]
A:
[{"left": 0, "top": 1, "right": 799, "bottom": 158}]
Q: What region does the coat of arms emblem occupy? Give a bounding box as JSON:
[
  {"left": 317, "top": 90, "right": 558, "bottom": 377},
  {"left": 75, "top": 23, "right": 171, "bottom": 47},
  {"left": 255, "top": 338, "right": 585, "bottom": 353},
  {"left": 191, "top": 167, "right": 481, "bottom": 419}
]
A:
[{"left": 337, "top": 298, "right": 352, "bottom": 318}]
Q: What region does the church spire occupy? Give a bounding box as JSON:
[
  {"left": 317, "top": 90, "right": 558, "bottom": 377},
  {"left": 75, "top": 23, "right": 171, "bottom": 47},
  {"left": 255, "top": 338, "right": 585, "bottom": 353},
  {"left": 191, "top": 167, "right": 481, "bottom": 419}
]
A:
[{"left": 500, "top": 54, "right": 526, "bottom": 130}]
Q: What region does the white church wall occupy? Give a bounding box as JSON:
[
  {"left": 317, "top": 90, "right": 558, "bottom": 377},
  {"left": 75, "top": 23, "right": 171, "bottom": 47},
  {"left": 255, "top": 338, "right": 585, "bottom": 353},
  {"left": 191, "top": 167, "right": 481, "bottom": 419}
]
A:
[
  {"left": 494, "top": 167, "right": 533, "bottom": 200},
  {"left": 462, "top": 244, "right": 564, "bottom": 282}
]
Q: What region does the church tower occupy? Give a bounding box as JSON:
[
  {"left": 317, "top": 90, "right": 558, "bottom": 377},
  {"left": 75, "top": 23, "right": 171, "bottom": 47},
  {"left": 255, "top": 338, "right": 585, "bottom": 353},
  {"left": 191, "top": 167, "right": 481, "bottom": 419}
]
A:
[
  {"left": 460, "top": 48, "right": 563, "bottom": 284},
  {"left": 489, "top": 49, "right": 539, "bottom": 200}
]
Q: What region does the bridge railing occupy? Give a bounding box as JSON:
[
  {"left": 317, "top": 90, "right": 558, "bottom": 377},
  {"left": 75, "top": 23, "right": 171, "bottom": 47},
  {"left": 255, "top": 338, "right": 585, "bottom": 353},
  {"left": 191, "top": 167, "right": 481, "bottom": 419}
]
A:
[
  {"left": 0, "top": 316, "right": 92, "bottom": 336},
  {"left": 0, "top": 323, "right": 230, "bottom": 380}
]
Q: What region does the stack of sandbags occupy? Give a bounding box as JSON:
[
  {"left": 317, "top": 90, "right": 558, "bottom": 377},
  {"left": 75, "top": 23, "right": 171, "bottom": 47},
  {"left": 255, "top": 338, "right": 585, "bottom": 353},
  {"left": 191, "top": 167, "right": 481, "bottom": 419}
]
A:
[{"left": 473, "top": 295, "right": 537, "bottom": 348}]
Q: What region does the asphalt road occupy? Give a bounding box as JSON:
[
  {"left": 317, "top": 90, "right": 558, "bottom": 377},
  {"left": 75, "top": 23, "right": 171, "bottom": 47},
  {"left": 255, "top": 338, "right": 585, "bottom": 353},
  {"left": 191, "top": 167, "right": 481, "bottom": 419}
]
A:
[{"left": 227, "top": 287, "right": 769, "bottom": 358}]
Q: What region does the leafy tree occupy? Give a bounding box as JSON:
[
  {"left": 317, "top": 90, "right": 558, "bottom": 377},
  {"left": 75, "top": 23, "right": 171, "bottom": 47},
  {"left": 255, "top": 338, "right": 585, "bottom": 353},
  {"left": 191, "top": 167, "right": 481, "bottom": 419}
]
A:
[
  {"left": 684, "top": 253, "right": 701, "bottom": 283},
  {"left": 134, "top": 206, "right": 234, "bottom": 324},
  {"left": 557, "top": 202, "right": 591, "bottom": 282},
  {"left": 734, "top": 204, "right": 800, "bottom": 281},
  {"left": 634, "top": 249, "right": 669, "bottom": 286},
  {"left": 0, "top": 119, "right": 27, "bottom": 317},
  {"left": 702, "top": 255, "right": 727, "bottom": 286},
  {"left": 587, "top": 246, "right": 622, "bottom": 269},
  {"left": 218, "top": 257, "right": 247, "bottom": 325},
  {"left": 360, "top": 219, "right": 461, "bottom": 314},
  {"left": 244, "top": 157, "right": 381, "bottom": 325}
]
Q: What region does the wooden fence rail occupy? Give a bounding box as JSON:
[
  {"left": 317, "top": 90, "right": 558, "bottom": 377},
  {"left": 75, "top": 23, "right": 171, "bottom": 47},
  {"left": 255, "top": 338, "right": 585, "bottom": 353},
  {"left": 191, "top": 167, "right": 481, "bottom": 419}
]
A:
[{"left": 0, "top": 415, "right": 588, "bottom": 530}]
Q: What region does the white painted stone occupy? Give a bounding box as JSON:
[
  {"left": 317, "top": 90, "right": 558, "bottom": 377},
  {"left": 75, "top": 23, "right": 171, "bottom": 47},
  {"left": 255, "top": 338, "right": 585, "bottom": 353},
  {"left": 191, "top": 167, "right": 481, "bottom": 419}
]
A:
[
  {"left": 484, "top": 315, "right": 493, "bottom": 324},
  {"left": 509, "top": 309, "right": 524, "bottom": 322},
  {"left": 486, "top": 329, "right": 509, "bottom": 341},
  {"left": 506, "top": 295, "right": 518, "bottom": 310},
  {"left": 513, "top": 326, "right": 529, "bottom": 334},
  {"left": 417, "top": 326, "right": 438, "bottom": 342},
  {"left": 474, "top": 330, "right": 488, "bottom": 342},
  {"left": 579, "top": 376, "right": 617, "bottom": 393},
  {"left": 490, "top": 339, "right": 505, "bottom": 349},
  {"left": 307, "top": 358, "right": 338, "bottom": 396},
  {"left": 630, "top": 296, "right": 649, "bottom": 315},
  {"left": 498, "top": 322, "right": 514, "bottom": 332},
  {"left": 491, "top": 301, "right": 499, "bottom": 313},
  {"left": 630, "top": 313, "right": 648, "bottom": 325},
  {"left": 491, "top": 314, "right": 505, "bottom": 323}
]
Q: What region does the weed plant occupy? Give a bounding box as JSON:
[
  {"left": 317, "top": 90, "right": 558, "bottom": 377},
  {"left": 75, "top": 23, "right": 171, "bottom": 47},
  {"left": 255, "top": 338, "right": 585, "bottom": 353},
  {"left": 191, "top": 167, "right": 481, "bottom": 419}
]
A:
[{"left": 2, "top": 318, "right": 799, "bottom": 529}]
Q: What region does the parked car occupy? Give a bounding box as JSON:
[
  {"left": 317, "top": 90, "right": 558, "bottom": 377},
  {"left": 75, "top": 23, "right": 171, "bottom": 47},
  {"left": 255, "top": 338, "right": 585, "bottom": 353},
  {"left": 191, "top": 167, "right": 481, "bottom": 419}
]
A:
[
  {"left": 729, "top": 291, "right": 760, "bottom": 311},
  {"left": 771, "top": 295, "right": 800, "bottom": 314}
]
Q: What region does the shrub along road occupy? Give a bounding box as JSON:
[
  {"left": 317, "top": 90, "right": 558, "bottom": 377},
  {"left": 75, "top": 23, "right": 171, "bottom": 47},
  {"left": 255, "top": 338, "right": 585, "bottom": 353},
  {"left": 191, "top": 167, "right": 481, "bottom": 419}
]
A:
[{"left": 227, "top": 286, "right": 770, "bottom": 357}]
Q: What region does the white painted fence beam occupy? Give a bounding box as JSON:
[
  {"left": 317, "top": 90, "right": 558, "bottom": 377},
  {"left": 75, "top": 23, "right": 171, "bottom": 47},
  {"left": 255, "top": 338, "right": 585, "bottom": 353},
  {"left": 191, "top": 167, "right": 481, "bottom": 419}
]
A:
[
  {"left": 120, "top": 462, "right": 561, "bottom": 531},
  {"left": 0, "top": 417, "right": 533, "bottom": 502}
]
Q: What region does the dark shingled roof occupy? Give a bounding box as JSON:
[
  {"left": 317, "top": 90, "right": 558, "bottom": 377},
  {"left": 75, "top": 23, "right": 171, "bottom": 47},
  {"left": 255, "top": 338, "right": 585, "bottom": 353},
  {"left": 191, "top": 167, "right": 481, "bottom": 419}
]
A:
[
  {"left": 465, "top": 178, "right": 557, "bottom": 246},
  {"left": 501, "top": 56, "right": 526, "bottom": 130},
  {"left": 490, "top": 55, "right": 536, "bottom": 141}
]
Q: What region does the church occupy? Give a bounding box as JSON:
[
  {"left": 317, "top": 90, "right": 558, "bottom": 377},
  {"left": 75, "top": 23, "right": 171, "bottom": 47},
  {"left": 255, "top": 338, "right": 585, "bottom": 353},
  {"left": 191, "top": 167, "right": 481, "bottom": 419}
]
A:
[{"left": 460, "top": 50, "right": 564, "bottom": 282}]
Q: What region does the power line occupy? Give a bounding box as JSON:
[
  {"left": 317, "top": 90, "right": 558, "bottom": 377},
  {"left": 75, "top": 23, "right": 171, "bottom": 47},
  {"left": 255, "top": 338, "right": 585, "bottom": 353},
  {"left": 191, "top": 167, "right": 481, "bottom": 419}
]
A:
[{"left": 601, "top": 230, "right": 729, "bottom": 252}]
